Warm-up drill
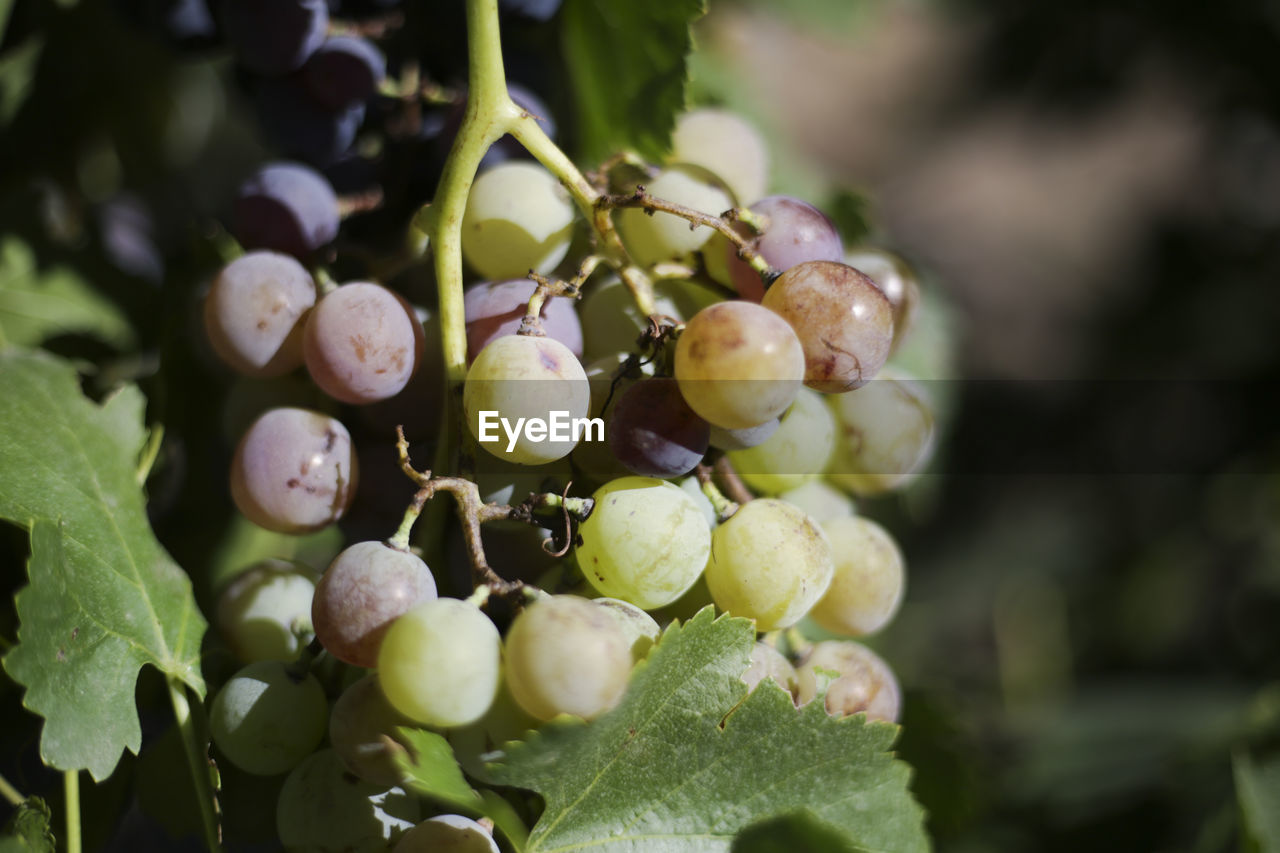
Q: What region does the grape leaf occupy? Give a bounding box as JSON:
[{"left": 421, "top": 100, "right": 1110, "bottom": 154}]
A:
[
  {"left": 486, "top": 609, "right": 928, "bottom": 852},
  {"left": 561, "top": 0, "right": 705, "bottom": 165},
  {"left": 0, "top": 236, "right": 135, "bottom": 351},
  {"left": 1234, "top": 749, "right": 1280, "bottom": 852},
  {"left": 0, "top": 350, "right": 206, "bottom": 781},
  {"left": 732, "top": 812, "right": 866, "bottom": 853}
]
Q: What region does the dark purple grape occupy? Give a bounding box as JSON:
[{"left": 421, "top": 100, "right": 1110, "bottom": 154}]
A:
[
  {"left": 223, "top": 0, "right": 328, "bottom": 76},
  {"left": 303, "top": 36, "right": 386, "bottom": 111},
  {"left": 464, "top": 279, "right": 583, "bottom": 362},
  {"left": 255, "top": 77, "right": 366, "bottom": 166},
  {"left": 114, "top": 0, "right": 221, "bottom": 48},
  {"left": 499, "top": 0, "right": 562, "bottom": 21},
  {"left": 727, "top": 196, "right": 843, "bottom": 302},
  {"left": 608, "top": 378, "right": 710, "bottom": 478},
  {"left": 232, "top": 162, "right": 339, "bottom": 259}
]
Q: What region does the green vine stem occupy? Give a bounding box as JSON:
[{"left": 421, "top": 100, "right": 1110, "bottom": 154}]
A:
[
  {"left": 168, "top": 679, "right": 223, "bottom": 853},
  {"left": 63, "top": 771, "right": 80, "bottom": 853},
  {"left": 695, "top": 463, "right": 738, "bottom": 523},
  {"left": 0, "top": 772, "right": 22, "bottom": 807}
]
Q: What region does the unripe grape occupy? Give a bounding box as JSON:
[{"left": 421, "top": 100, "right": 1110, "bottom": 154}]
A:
[
  {"left": 672, "top": 108, "right": 769, "bottom": 205},
  {"left": 209, "top": 660, "right": 327, "bottom": 776},
  {"left": 216, "top": 558, "right": 318, "bottom": 663},
  {"left": 593, "top": 598, "right": 662, "bottom": 662},
  {"left": 203, "top": 251, "right": 316, "bottom": 377},
  {"left": 618, "top": 166, "right": 734, "bottom": 265},
  {"left": 826, "top": 371, "right": 935, "bottom": 495},
  {"left": 276, "top": 749, "right": 419, "bottom": 852},
  {"left": 808, "top": 516, "right": 905, "bottom": 637},
  {"left": 742, "top": 642, "right": 798, "bottom": 698},
  {"left": 329, "top": 675, "right": 415, "bottom": 787},
  {"left": 727, "top": 388, "right": 836, "bottom": 494},
  {"left": 393, "top": 815, "right": 498, "bottom": 853},
  {"left": 796, "top": 640, "right": 901, "bottom": 723},
  {"left": 778, "top": 479, "right": 856, "bottom": 523},
  {"left": 461, "top": 162, "right": 575, "bottom": 280}
]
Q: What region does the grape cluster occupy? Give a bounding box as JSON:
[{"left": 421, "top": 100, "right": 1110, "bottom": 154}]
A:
[{"left": 170, "top": 6, "right": 938, "bottom": 842}]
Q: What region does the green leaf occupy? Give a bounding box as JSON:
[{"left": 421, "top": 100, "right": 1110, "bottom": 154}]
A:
[
  {"left": 0, "top": 798, "right": 55, "bottom": 853},
  {"left": 0, "top": 36, "right": 41, "bottom": 128},
  {"left": 561, "top": 0, "right": 705, "bottom": 165},
  {"left": 487, "top": 609, "right": 928, "bottom": 852},
  {"left": 732, "top": 812, "right": 865, "bottom": 853},
  {"left": 0, "top": 350, "right": 206, "bottom": 781},
  {"left": 1234, "top": 750, "right": 1280, "bottom": 852},
  {"left": 0, "top": 236, "right": 136, "bottom": 351},
  {"left": 396, "top": 728, "right": 530, "bottom": 851}
]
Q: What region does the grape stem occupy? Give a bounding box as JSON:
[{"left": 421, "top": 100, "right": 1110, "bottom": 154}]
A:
[
  {"left": 518, "top": 259, "right": 599, "bottom": 337},
  {"left": 167, "top": 678, "right": 223, "bottom": 853},
  {"left": 64, "top": 771, "right": 80, "bottom": 853},
  {"left": 713, "top": 455, "right": 755, "bottom": 506},
  {"left": 695, "top": 463, "right": 739, "bottom": 522},
  {"left": 0, "top": 772, "right": 22, "bottom": 807}
]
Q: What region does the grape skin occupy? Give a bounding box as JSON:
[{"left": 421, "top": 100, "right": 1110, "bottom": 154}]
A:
[
  {"left": 464, "top": 334, "right": 591, "bottom": 465},
  {"left": 329, "top": 674, "right": 415, "bottom": 787},
  {"left": 617, "top": 166, "right": 735, "bottom": 266},
  {"left": 302, "top": 35, "right": 386, "bottom": 111},
  {"left": 461, "top": 162, "right": 575, "bottom": 280},
  {"left": 230, "top": 407, "right": 358, "bottom": 533},
  {"left": 809, "top": 516, "right": 905, "bottom": 637},
  {"left": 727, "top": 387, "right": 837, "bottom": 494},
  {"left": 672, "top": 108, "right": 769, "bottom": 206},
  {"left": 796, "top": 640, "right": 901, "bottom": 723},
  {"left": 778, "top": 479, "right": 856, "bottom": 523},
  {"left": 674, "top": 301, "right": 805, "bottom": 430},
  {"left": 276, "top": 749, "right": 420, "bottom": 853},
  {"left": 254, "top": 76, "right": 366, "bottom": 167},
  {"left": 303, "top": 282, "right": 425, "bottom": 404},
  {"left": 209, "top": 660, "right": 327, "bottom": 776},
  {"left": 377, "top": 598, "right": 502, "bottom": 728},
  {"left": 607, "top": 377, "right": 709, "bottom": 479},
  {"left": 763, "top": 260, "right": 894, "bottom": 393},
  {"left": 233, "top": 161, "right": 339, "bottom": 260},
  {"left": 728, "top": 196, "right": 843, "bottom": 302},
  {"left": 216, "top": 558, "right": 317, "bottom": 663},
  {"left": 203, "top": 251, "right": 316, "bottom": 377},
  {"left": 312, "top": 540, "right": 438, "bottom": 669},
  {"left": 742, "top": 642, "right": 798, "bottom": 698},
  {"left": 393, "top": 815, "right": 499, "bottom": 853},
  {"left": 504, "top": 595, "right": 633, "bottom": 721},
  {"left": 593, "top": 598, "right": 662, "bottom": 662},
  {"left": 826, "top": 371, "right": 936, "bottom": 495},
  {"left": 704, "top": 499, "right": 833, "bottom": 631},
  {"left": 464, "top": 278, "right": 583, "bottom": 361},
  {"left": 576, "top": 477, "right": 712, "bottom": 609}
]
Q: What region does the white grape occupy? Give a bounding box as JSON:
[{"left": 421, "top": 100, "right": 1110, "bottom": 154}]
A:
[
  {"left": 276, "top": 749, "right": 419, "bottom": 853},
  {"left": 593, "top": 597, "right": 662, "bottom": 661},
  {"left": 393, "top": 815, "right": 498, "bottom": 853},
  {"left": 461, "top": 162, "right": 575, "bottom": 280},
  {"left": 209, "top": 661, "right": 327, "bottom": 776},
  {"left": 672, "top": 108, "right": 769, "bottom": 205},
  {"left": 727, "top": 387, "right": 836, "bottom": 494},
  {"left": 808, "top": 516, "right": 905, "bottom": 637},
  {"left": 826, "top": 370, "right": 935, "bottom": 495},
  {"left": 796, "top": 640, "right": 901, "bottom": 723},
  {"left": 778, "top": 479, "right": 856, "bottom": 523},
  {"left": 216, "top": 558, "right": 317, "bottom": 663}
]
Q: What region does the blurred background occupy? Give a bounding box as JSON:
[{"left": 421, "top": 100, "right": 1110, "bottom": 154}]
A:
[{"left": 1, "top": 0, "right": 1278, "bottom": 850}]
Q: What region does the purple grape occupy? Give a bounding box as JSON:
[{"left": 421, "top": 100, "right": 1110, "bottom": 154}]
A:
[
  {"left": 499, "top": 0, "right": 562, "bottom": 21},
  {"left": 464, "top": 279, "right": 583, "bottom": 362},
  {"left": 232, "top": 162, "right": 339, "bottom": 259},
  {"left": 223, "top": 0, "right": 328, "bottom": 76},
  {"left": 608, "top": 378, "right": 710, "bottom": 478},
  {"left": 727, "top": 196, "right": 843, "bottom": 302},
  {"left": 303, "top": 36, "right": 386, "bottom": 111},
  {"left": 255, "top": 77, "right": 366, "bottom": 166}
]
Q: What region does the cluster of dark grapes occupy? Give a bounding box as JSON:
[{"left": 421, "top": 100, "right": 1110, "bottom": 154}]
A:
[{"left": 128, "top": 2, "right": 942, "bottom": 850}]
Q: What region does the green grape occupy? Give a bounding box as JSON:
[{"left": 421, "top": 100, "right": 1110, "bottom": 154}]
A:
[
  {"left": 329, "top": 674, "right": 415, "bottom": 787},
  {"left": 446, "top": 681, "right": 541, "bottom": 780},
  {"left": 461, "top": 162, "right": 575, "bottom": 280},
  {"left": 796, "top": 640, "right": 901, "bottom": 723},
  {"left": 674, "top": 301, "right": 805, "bottom": 430},
  {"left": 276, "top": 749, "right": 419, "bottom": 853},
  {"left": 576, "top": 477, "right": 711, "bottom": 609},
  {"left": 652, "top": 573, "right": 716, "bottom": 625},
  {"left": 376, "top": 598, "right": 501, "bottom": 728},
  {"left": 704, "top": 499, "right": 833, "bottom": 631},
  {"left": 742, "top": 641, "right": 798, "bottom": 698},
  {"left": 579, "top": 275, "right": 722, "bottom": 362},
  {"left": 808, "top": 516, "right": 905, "bottom": 637},
  {"left": 594, "top": 597, "right": 662, "bottom": 661},
  {"left": 209, "top": 660, "right": 327, "bottom": 776},
  {"left": 393, "top": 815, "right": 499, "bottom": 853},
  {"left": 671, "top": 108, "right": 769, "bottom": 205},
  {"left": 778, "top": 479, "right": 856, "bottom": 523},
  {"left": 678, "top": 475, "right": 719, "bottom": 527},
  {"left": 727, "top": 388, "right": 836, "bottom": 494},
  {"left": 464, "top": 334, "right": 591, "bottom": 465},
  {"left": 504, "top": 595, "right": 632, "bottom": 721},
  {"left": 216, "top": 558, "right": 317, "bottom": 663},
  {"left": 617, "top": 166, "right": 734, "bottom": 266},
  {"left": 826, "top": 370, "right": 935, "bottom": 495}
]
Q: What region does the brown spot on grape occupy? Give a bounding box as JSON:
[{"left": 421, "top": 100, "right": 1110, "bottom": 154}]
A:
[
  {"left": 56, "top": 648, "right": 66, "bottom": 662},
  {"left": 538, "top": 348, "right": 559, "bottom": 372},
  {"left": 287, "top": 477, "right": 301, "bottom": 488}
]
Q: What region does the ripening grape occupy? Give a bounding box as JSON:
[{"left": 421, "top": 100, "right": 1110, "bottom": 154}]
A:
[
  {"left": 377, "top": 598, "right": 502, "bottom": 728},
  {"left": 826, "top": 371, "right": 935, "bottom": 495},
  {"left": 209, "top": 660, "right": 327, "bottom": 776},
  {"left": 303, "top": 35, "right": 386, "bottom": 110},
  {"left": 608, "top": 378, "right": 709, "bottom": 478},
  {"left": 579, "top": 275, "right": 720, "bottom": 362},
  {"left": 312, "top": 540, "right": 438, "bottom": 668},
  {"left": 672, "top": 108, "right": 769, "bottom": 206},
  {"left": 742, "top": 642, "right": 798, "bottom": 698},
  {"left": 704, "top": 499, "right": 833, "bottom": 631},
  {"left": 727, "top": 196, "right": 843, "bottom": 302},
  {"left": 203, "top": 251, "right": 316, "bottom": 377},
  {"left": 329, "top": 675, "right": 414, "bottom": 787},
  {"left": 674, "top": 301, "right": 805, "bottom": 430},
  {"left": 617, "top": 166, "right": 734, "bottom": 266},
  {"left": 708, "top": 417, "right": 781, "bottom": 451},
  {"left": 570, "top": 354, "right": 651, "bottom": 487},
  {"left": 727, "top": 388, "right": 836, "bottom": 494},
  {"left": 233, "top": 161, "right": 339, "bottom": 260},
  {"left": 845, "top": 247, "right": 920, "bottom": 353},
  {"left": 808, "top": 516, "right": 905, "bottom": 637},
  {"left": 763, "top": 261, "right": 894, "bottom": 393},
  {"left": 461, "top": 162, "right": 575, "bottom": 280},
  {"left": 593, "top": 598, "right": 662, "bottom": 662},
  {"left": 393, "top": 815, "right": 499, "bottom": 853},
  {"left": 464, "top": 334, "right": 591, "bottom": 465},
  {"left": 796, "top": 640, "right": 901, "bottom": 723},
  {"left": 465, "top": 279, "right": 583, "bottom": 362},
  {"left": 303, "top": 282, "right": 425, "bottom": 404},
  {"left": 224, "top": 0, "right": 328, "bottom": 76},
  {"left": 216, "top": 558, "right": 317, "bottom": 663},
  {"left": 576, "top": 477, "right": 712, "bottom": 609},
  {"left": 778, "top": 479, "right": 855, "bottom": 523},
  {"left": 230, "top": 407, "right": 357, "bottom": 533},
  {"left": 276, "top": 750, "right": 419, "bottom": 853},
  {"left": 505, "top": 595, "right": 632, "bottom": 721}
]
